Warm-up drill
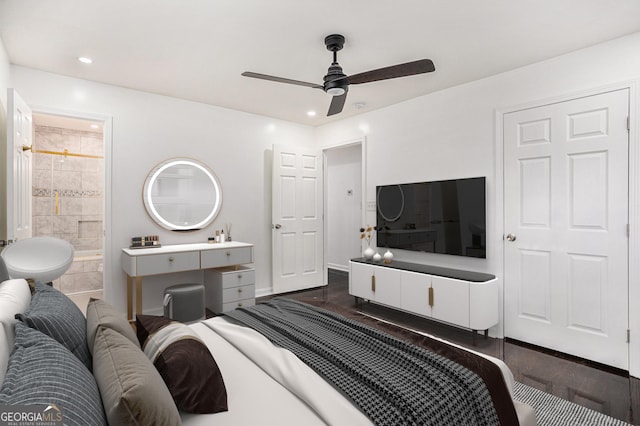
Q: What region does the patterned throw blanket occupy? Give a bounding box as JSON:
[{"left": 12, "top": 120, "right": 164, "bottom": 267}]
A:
[{"left": 225, "top": 298, "right": 501, "bottom": 426}]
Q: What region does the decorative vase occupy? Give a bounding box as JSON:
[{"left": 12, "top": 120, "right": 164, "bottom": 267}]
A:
[
  {"left": 373, "top": 252, "right": 382, "bottom": 262},
  {"left": 363, "top": 246, "right": 375, "bottom": 260},
  {"left": 383, "top": 249, "right": 394, "bottom": 264}
]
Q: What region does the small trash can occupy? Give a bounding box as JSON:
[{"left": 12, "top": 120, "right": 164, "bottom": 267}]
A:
[{"left": 163, "top": 283, "right": 206, "bottom": 323}]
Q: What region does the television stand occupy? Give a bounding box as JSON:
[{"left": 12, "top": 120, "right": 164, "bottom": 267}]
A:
[{"left": 349, "top": 258, "right": 498, "bottom": 345}]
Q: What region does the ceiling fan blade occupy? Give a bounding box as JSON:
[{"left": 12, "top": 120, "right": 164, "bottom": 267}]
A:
[
  {"left": 327, "top": 92, "right": 347, "bottom": 116},
  {"left": 347, "top": 59, "right": 435, "bottom": 85},
  {"left": 241, "top": 72, "right": 323, "bottom": 89}
]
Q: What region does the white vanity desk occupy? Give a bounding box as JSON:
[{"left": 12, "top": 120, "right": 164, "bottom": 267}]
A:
[{"left": 121, "top": 241, "right": 254, "bottom": 321}]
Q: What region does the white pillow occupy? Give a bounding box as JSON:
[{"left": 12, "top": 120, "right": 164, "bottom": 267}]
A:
[{"left": 0, "top": 278, "right": 32, "bottom": 386}]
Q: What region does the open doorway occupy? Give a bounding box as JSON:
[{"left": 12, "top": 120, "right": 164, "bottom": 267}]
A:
[
  {"left": 324, "top": 141, "right": 364, "bottom": 273},
  {"left": 31, "top": 112, "right": 105, "bottom": 306}
]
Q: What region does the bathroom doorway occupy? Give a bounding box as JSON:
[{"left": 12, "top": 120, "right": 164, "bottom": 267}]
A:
[{"left": 31, "top": 113, "right": 105, "bottom": 305}]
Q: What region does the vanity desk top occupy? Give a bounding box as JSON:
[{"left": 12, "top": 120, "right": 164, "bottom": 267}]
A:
[
  {"left": 122, "top": 241, "right": 254, "bottom": 320},
  {"left": 122, "top": 241, "right": 252, "bottom": 258}
]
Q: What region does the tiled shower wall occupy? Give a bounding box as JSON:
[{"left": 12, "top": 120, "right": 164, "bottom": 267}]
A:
[{"left": 32, "top": 124, "right": 104, "bottom": 294}]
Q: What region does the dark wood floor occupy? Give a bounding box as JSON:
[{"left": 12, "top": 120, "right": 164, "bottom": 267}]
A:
[{"left": 261, "top": 269, "right": 639, "bottom": 425}]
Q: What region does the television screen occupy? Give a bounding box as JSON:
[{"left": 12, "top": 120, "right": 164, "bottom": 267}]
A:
[{"left": 376, "top": 177, "right": 486, "bottom": 258}]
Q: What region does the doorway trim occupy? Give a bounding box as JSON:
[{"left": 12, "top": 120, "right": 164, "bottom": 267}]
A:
[
  {"left": 30, "top": 104, "right": 113, "bottom": 301},
  {"left": 494, "top": 80, "right": 640, "bottom": 376},
  {"left": 322, "top": 137, "right": 366, "bottom": 283}
]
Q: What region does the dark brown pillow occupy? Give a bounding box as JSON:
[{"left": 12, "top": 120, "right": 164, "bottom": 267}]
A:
[{"left": 136, "top": 314, "right": 228, "bottom": 414}]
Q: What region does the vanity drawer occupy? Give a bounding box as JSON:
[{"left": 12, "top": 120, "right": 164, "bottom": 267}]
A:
[
  {"left": 222, "top": 297, "right": 255, "bottom": 312},
  {"left": 217, "top": 268, "right": 255, "bottom": 289},
  {"left": 222, "top": 284, "right": 255, "bottom": 303},
  {"left": 201, "top": 247, "right": 253, "bottom": 268},
  {"left": 136, "top": 251, "right": 200, "bottom": 276}
]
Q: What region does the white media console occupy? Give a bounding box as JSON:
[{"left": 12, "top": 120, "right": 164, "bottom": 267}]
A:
[{"left": 349, "top": 258, "right": 498, "bottom": 343}]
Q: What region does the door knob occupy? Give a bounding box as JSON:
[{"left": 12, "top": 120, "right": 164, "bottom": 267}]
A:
[
  {"left": 274, "top": 224, "right": 282, "bottom": 229},
  {"left": 506, "top": 233, "right": 517, "bottom": 242}
]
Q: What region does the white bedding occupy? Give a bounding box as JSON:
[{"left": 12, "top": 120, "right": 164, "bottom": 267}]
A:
[
  {"left": 183, "top": 316, "right": 536, "bottom": 426},
  {"left": 182, "top": 317, "right": 371, "bottom": 426}
]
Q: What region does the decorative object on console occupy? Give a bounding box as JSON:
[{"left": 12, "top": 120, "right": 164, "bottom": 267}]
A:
[
  {"left": 360, "top": 225, "right": 376, "bottom": 259},
  {"left": 373, "top": 252, "right": 382, "bottom": 262},
  {"left": 136, "top": 315, "right": 228, "bottom": 414},
  {"left": 130, "top": 235, "right": 161, "bottom": 249},
  {"left": 383, "top": 249, "right": 394, "bottom": 264}
]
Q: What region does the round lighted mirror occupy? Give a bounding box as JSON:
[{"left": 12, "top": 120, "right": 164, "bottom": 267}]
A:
[{"left": 143, "top": 158, "right": 222, "bottom": 231}]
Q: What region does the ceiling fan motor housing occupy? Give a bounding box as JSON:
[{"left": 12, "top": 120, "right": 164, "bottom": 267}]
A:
[{"left": 323, "top": 62, "right": 348, "bottom": 95}]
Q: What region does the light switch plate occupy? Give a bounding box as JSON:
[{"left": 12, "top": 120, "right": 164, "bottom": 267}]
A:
[{"left": 366, "top": 201, "right": 376, "bottom": 211}]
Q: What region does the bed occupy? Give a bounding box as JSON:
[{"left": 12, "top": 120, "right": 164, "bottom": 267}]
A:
[{"left": 0, "top": 275, "right": 536, "bottom": 426}]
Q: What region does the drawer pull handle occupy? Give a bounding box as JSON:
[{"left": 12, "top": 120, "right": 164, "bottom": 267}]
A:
[
  {"left": 371, "top": 275, "right": 376, "bottom": 292},
  {"left": 428, "top": 287, "right": 434, "bottom": 307},
  {"left": 238, "top": 274, "right": 242, "bottom": 279},
  {"left": 238, "top": 288, "right": 243, "bottom": 293},
  {"left": 168, "top": 257, "right": 174, "bottom": 262},
  {"left": 226, "top": 251, "right": 231, "bottom": 256},
  {"left": 238, "top": 303, "right": 243, "bottom": 307}
]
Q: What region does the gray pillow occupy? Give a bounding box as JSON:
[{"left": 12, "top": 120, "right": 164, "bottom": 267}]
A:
[
  {"left": 86, "top": 297, "right": 139, "bottom": 355},
  {"left": 0, "top": 321, "right": 107, "bottom": 426},
  {"left": 15, "top": 281, "right": 92, "bottom": 370},
  {"left": 92, "top": 325, "right": 181, "bottom": 426}
]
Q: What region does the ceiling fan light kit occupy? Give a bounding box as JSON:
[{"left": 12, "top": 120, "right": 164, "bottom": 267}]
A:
[{"left": 242, "top": 33, "right": 435, "bottom": 116}]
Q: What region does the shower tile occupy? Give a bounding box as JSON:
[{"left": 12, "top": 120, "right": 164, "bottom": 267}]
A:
[
  {"left": 52, "top": 170, "right": 81, "bottom": 190},
  {"left": 82, "top": 171, "right": 102, "bottom": 191},
  {"left": 83, "top": 259, "right": 102, "bottom": 272},
  {"left": 32, "top": 197, "right": 52, "bottom": 216},
  {"left": 54, "top": 155, "right": 82, "bottom": 172},
  {"left": 60, "top": 197, "right": 82, "bottom": 216},
  {"left": 53, "top": 215, "right": 81, "bottom": 234},
  {"left": 33, "top": 216, "right": 53, "bottom": 235},
  {"left": 33, "top": 153, "right": 52, "bottom": 170},
  {"left": 33, "top": 169, "right": 52, "bottom": 189},
  {"left": 78, "top": 220, "right": 102, "bottom": 239},
  {"left": 82, "top": 198, "right": 101, "bottom": 216}
]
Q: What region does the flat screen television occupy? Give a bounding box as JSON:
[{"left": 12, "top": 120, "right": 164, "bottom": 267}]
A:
[{"left": 376, "top": 177, "right": 486, "bottom": 258}]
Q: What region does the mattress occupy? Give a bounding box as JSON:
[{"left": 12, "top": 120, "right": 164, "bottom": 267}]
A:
[{"left": 182, "top": 315, "right": 536, "bottom": 426}]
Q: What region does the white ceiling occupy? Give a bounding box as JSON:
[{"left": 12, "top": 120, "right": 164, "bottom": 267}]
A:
[{"left": 1, "top": 0, "right": 640, "bottom": 126}]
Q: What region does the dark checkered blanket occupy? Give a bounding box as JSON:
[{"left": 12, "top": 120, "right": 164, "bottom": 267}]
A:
[{"left": 225, "top": 298, "right": 500, "bottom": 426}]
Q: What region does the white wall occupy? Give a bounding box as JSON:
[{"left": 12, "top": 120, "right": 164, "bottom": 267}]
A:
[
  {"left": 316, "top": 31, "right": 640, "bottom": 372},
  {"left": 9, "top": 66, "right": 315, "bottom": 313},
  {"left": 0, "top": 37, "right": 10, "bottom": 242},
  {"left": 325, "top": 143, "right": 362, "bottom": 271}
]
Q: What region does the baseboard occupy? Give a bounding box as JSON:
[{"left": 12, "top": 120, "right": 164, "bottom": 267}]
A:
[{"left": 327, "top": 263, "right": 349, "bottom": 272}]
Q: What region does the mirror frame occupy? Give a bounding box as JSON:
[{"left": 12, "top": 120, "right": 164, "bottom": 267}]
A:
[{"left": 143, "top": 158, "right": 222, "bottom": 231}]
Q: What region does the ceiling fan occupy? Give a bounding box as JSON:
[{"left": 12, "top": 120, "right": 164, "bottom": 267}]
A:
[{"left": 242, "top": 34, "right": 435, "bottom": 116}]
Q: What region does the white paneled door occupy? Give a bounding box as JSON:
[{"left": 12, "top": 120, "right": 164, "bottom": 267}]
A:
[
  {"left": 272, "top": 144, "right": 323, "bottom": 293},
  {"left": 5, "top": 89, "right": 33, "bottom": 242},
  {"left": 504, "top": 89, "right": 629, "bottom": 369}
]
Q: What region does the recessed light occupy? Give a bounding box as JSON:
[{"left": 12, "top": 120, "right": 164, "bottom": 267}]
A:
[
  {"left": 307, "top": 110, "right": 317, "bottom": 117},
  {"left": 78, "top": 57, "right": 93, "bottom": 64}
]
